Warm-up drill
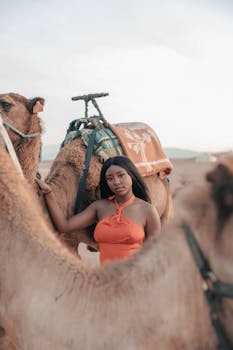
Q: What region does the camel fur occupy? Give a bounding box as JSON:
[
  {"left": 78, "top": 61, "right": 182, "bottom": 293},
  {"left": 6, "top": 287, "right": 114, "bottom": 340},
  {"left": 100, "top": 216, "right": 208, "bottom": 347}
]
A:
[{"left": 0, "top": 148, "right": 233, "bottom": 349}]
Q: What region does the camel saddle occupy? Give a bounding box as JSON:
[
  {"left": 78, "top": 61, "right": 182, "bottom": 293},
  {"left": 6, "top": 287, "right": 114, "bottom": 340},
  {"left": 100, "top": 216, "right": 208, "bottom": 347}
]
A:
[
  {"left": 109, "top": 122, "right": 173, "bottom": 178},
  {"left": 61, "top": 119, "right": 173, "bottom": 179}
]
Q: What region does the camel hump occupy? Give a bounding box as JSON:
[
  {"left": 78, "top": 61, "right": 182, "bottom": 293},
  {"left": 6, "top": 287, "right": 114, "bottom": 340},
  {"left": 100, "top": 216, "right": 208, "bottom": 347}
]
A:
[{"left": 109, "top": 122, "right": 173, "bottom": 178}]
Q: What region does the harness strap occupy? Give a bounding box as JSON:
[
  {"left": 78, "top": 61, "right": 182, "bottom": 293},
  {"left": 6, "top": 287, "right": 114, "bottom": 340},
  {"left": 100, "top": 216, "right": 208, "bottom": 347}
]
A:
[
  {"left": 184, "top": 224, "right": 233, "bottom": 350},
  {"left": 0, "top": 115, "right": 24, "bottom": 176},
  {"left": 213, "top": 281, "right": 233, "bottom": 298},
  {"left": 3, "top": 121, "right": 40, "bottom": 139},
  {"left": 184, "top": 224, "right": 210, "bottom": 276},
  {"left": 184, "top": 224, "right": 233, "bottom": 297},
  {"left": 209, "top": 303, "right": 233, "bottom": 350},
  {"left": 74, "top": 129, "right": 97, "bottom": 213}
]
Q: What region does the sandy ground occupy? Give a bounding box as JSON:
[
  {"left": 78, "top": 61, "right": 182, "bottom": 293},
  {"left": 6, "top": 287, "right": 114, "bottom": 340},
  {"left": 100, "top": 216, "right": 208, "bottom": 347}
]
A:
[
  {"left": 38, "top": 157, "right": 214, "bottom": 266},
  {"left": 168, "top": 158, "right": 213, "bottom": 198}
]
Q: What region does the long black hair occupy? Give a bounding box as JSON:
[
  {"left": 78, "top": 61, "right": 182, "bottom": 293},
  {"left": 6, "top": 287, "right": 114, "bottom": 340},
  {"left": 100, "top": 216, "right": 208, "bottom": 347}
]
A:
[{"left": 99, "top": 156, "right": 151, "bottom": 203}]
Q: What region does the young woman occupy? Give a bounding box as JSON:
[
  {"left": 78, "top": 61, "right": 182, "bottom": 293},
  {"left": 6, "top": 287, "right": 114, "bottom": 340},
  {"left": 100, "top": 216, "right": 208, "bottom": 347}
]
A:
[{"left": 36, "top": 156, "right": 161, "bottom": 264}]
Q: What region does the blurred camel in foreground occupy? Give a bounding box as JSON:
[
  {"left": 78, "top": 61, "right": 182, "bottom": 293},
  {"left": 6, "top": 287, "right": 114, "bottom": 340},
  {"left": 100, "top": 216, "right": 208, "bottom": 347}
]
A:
[{"left": 0, "top": 147, "right": 233, "bottom": 349}]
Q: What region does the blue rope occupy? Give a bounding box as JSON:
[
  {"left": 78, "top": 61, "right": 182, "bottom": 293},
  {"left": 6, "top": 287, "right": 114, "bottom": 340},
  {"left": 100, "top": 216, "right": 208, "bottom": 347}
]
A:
[{"left": 3, "top": 121, "right": 40, "bottom": 139}]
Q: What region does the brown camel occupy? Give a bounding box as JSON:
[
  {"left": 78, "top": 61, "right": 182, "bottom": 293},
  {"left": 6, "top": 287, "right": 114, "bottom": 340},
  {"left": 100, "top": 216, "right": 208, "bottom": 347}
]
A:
[
  {"left": 0, "top": 148, "right": 233, "bottom": 349},
  {"left": 0, "top": 93, "right": 43, "bottom": 188},
  {"left": 0, "top": 93, "right": 44, "bottom": 350},
  {"left": 0, "top": 93, "right": 172, "bottom": 251}
]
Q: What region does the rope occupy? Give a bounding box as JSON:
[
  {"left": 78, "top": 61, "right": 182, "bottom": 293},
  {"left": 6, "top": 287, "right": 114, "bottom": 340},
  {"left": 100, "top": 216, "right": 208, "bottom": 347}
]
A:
[
  {"left": 3, "top": 120, "right": 40, "bottom": 139},
  {"left": 0, "top": 115, "right": 24, "bottom": 176}
]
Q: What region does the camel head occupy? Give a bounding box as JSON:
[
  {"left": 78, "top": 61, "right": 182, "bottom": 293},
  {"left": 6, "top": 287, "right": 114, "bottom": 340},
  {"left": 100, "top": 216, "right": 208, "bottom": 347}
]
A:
[
  {"left": 0, "top": 93, "right": 44, "bottom": 144},
  {"left": 198, "top": 157, "right": 233, "bottom": 290},
  {"left": 206, "top": 156, "right": 233, "bottom": 231},
  {"left": 204, "top": 157, "right": 233, "bottom": 345},
  {"left": 176, "top": 156, "right": 233, "bottom": 288},
  {"left": 0, "top": 93, "right": 45, "bottom": 184}
]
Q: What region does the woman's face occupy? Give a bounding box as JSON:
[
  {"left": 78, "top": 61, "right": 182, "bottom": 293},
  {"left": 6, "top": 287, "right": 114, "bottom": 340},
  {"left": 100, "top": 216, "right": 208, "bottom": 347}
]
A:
[{"left": 105, "top": 165, "right": 133, "bottom": 196}]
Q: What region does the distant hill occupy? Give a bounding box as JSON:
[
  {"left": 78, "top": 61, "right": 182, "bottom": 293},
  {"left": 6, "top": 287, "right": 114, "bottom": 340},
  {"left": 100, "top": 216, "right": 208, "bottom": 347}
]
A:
[
  {"left": 41, "top": 144, "right": 207, "bottom": 161},
  {"left": 164, "top": 147, "right": 205, "bottom": 159},
  {"left": 41, "top": 144, "right": 60, "bottom": 161}
]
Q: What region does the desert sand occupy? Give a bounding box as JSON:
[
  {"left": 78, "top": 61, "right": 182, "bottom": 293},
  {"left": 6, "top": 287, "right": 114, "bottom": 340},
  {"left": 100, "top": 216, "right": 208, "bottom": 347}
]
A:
[{"left": 38, "top": 157, "right": 214, "bottom": 266}]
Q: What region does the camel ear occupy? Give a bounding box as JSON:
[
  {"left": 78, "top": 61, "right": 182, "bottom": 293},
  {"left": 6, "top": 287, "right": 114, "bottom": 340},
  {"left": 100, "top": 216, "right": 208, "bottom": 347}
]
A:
[
  {"left": 206, "top": 163, "right": 228, "bottom": 184},
  {"left": 27, "top": 97, "right": 45, "bottom": 114},
  {"left": 207, "top": 162, "right": 233, "bottom": 219}
]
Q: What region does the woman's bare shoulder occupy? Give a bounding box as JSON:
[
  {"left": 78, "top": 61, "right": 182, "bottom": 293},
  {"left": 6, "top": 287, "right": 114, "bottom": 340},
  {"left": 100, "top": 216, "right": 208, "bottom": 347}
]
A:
[
  {"left": 135, "top": 197, "right": 152, "bottom": 207},
  {"left": 135, "top": 198, "right": 157, "bottom": 213}
]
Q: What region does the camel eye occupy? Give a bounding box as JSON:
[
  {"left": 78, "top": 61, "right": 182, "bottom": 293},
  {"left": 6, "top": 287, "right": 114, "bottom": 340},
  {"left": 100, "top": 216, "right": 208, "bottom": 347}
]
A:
[{"left": 0, "top": 101, "right": 12, "bottom": 111}]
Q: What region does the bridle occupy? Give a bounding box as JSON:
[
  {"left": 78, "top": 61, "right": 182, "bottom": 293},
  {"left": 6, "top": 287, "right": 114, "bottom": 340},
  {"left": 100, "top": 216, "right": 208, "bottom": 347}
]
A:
[
  {"left": 184, "top": 224, "right": 233, "bottom": 350},
  {"left": 0, "top": 115, "right": 24, "bottom": 175},
  {"left": 2, "top": 120, "right": 41, "bottom": 140},
  {"left": 0, "top": 114, "right": 41, "bottom": 176}
]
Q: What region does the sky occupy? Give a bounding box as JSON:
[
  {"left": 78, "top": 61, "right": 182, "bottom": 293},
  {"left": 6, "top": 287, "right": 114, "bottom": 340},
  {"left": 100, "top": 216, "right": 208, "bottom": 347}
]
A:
[{"left": 1, "top": 0, "right": 233, "bottom": 152}]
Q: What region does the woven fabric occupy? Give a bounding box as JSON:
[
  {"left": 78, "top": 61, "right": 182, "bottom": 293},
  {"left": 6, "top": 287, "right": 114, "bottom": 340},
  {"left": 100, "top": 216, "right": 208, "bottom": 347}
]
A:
[
  {"left": 61, "top": 130, "right": 80, "bottom": 148},
  {"left": 80, "top": 128, "right": 124, "bottom": 162}
]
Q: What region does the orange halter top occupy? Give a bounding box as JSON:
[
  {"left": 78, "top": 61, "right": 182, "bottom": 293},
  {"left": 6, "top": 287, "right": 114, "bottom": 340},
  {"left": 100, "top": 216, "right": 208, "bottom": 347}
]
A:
[{"left": 94, "top": 194, "right": 145, "bottom": 264}]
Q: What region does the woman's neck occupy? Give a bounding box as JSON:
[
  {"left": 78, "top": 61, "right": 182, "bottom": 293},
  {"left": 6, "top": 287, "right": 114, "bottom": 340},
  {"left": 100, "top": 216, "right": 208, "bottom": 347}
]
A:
[{"left": 115, "top": 191, "right": 134, "bottom": 206}]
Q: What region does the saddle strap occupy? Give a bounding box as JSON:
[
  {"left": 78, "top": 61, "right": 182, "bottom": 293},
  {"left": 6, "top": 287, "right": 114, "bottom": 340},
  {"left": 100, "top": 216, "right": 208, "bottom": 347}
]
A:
[
  {"left": 74, "top": 129, "right": 97, "bottom": 214},
  {"left": 184, "top": 224, "right": 233, "bottom": 350}
]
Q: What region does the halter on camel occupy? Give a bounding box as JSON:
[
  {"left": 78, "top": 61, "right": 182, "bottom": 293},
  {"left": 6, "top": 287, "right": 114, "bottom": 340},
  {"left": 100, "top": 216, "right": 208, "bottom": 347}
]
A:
[
  {"left": 184, "top": 224, "right": 233, "bottom": 350},
  {"left": 2, "top": 120, "right": 41, "bottom": 140},
  {"left": 0, "top": 114, "right": 24, "bottom": 176},
  {"left": 0, "top": 98, "right": 42, "bottom": 179}
]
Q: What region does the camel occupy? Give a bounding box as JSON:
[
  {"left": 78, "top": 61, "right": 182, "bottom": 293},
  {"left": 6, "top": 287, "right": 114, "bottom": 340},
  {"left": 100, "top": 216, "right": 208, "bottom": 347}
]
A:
[
  {"left": 0, "top": 148, "right": 233, "bottom": 349},
  {"left": 45, "top": 136, "right": 172, "bottom": 249},
  {"left": 0, "top": 93, "right": 43, "bottom": 188},
  {"left": 0, "top": 93, "right": 44, "bottom": 350},
  {"left": 0, "top": 92, "right": 172, "bottom": 252}
]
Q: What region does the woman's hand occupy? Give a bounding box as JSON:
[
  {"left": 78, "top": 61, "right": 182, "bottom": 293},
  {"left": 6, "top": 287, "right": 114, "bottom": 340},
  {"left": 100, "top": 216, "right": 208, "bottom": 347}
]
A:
[{"left": 35, "top": 178, "right": 52, "bottom": 194}]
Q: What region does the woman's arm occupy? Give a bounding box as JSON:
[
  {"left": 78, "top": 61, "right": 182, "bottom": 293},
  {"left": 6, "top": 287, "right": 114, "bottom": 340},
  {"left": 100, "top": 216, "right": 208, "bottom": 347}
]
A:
[
  {"left": 36, "top": 178, "right": 97, "bottom": 233},
  {"left": 144, "top": 205, "right": 161, "bottom": 240}
]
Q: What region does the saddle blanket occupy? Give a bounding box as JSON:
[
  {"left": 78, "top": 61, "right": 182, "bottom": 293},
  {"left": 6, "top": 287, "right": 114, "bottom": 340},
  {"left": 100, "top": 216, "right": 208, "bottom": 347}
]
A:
[
  {"left": 80, "top": 127, "right": 124, "bottom": 162},
  {"left": 109, "top": 122, "right": 173, "bottom": 178}
]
